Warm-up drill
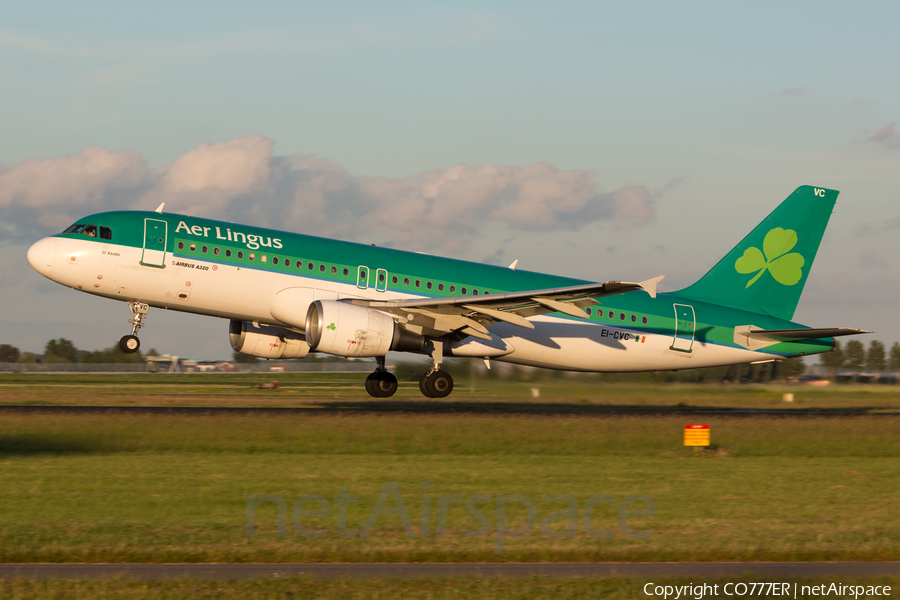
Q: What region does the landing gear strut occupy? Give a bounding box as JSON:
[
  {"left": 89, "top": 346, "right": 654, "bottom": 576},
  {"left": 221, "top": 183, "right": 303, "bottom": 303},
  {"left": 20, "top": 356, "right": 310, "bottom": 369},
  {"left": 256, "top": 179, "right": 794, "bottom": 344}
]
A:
[
  {"left": 365, "top": 356, "right": 398, "bottom": 398},
  {"left": 119, "top": 301, "right": 149, "bottom": 354},
  {"left": 419, "top": 339, "right": 453, "bottom": 398}
]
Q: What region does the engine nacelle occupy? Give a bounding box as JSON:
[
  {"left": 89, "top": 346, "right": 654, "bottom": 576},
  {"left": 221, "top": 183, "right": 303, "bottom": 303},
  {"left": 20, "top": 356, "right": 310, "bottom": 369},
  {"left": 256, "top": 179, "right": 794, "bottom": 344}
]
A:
[
  {"left": 229, "top": 320, "right": 310, "bottom": 360},
  {"left": 305, "top": 300, "right": 424, "bottom": 357}
]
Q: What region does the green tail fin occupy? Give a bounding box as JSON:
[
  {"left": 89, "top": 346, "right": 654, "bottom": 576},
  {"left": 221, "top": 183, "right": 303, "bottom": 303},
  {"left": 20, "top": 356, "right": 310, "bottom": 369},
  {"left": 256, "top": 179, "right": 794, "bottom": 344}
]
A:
[{"left": 674, "top": 185, "right": 838, "bottom": 320}]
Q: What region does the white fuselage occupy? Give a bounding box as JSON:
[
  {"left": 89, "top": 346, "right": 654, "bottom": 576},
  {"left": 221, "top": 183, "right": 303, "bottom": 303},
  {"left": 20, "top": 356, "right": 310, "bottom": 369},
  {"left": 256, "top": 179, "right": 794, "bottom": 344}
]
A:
[{"left": 30, "top": 235, "right": 776, "bottom": 371}]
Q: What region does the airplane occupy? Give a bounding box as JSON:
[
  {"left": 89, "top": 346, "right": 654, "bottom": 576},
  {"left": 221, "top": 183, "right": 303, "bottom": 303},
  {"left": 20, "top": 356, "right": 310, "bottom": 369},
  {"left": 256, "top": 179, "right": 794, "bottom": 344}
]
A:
[{"left": 26, "top": 185, "right": 868, "bottom": 398}]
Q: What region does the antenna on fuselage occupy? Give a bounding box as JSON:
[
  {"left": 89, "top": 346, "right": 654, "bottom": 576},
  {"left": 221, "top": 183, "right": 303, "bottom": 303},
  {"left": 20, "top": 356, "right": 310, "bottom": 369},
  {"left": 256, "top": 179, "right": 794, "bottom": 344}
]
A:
[
  {"left": 155, "top": 203, "right": 165, "bottom": 214},
  {"left": 508, "top": 259, "right": 518, "bottom": 270}
]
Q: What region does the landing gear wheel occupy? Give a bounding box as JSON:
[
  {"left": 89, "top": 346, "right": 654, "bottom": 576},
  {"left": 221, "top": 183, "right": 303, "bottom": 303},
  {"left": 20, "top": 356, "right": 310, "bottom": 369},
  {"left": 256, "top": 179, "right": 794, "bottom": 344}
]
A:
[
  {"left": 373, "top": 372, "right": 398, "bottom": 398},
  {"left": 119, "top": 335, "right": 140, "bottom": 353},
  {"left": 419, "top": 373, "right": 435, "bottom": 398},
  {"left": 366, "top": 372, "right": 399, "bottom": 398},
  {"left": 422, "top": 370, "right": 453, "bottom": 398}
]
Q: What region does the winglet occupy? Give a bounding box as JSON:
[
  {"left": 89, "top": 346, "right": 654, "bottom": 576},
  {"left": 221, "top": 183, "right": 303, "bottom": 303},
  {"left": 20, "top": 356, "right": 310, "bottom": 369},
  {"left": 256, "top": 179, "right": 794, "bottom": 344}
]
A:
[
  {"left": 508, "top": 259, "right": 518, "bottom": 270},
  {"left": 155, "top": 202, "right": 165, "bottom": 214},
  {"left": 638, "top": 275, "right": 666, "bottom": 299}
]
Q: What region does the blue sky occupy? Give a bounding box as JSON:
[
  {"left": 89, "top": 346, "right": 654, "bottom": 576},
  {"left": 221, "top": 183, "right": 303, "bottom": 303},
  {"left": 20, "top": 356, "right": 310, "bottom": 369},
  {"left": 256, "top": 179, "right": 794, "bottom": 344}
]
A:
[{"left": 2, "top": 1, "right": 899, "bottom": 359}]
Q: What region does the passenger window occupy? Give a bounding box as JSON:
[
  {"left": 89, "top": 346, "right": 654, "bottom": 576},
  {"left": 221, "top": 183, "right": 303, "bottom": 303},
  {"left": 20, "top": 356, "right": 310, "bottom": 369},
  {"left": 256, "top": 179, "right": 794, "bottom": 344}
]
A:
[
  {"left": 214, "top": 247, "right": 220, "bottom": 256},
  {"left": 332, "top": 266, "right": 337, "bottom": 274},
  {"left": 379, "top": 272, "right": 386, "bottom": 282},
  {"left": 261, "top": 255, "right": 267, "bottom": 263},
  {"left": 438, "top": 283, "right": 444, "bottom": 291},
  {"left": 404, "top": 278, "right": 410, "bottom": 286},
  {"left": 320, "top": 264, "right": 326, "bottom": 272},
  {"left": 177, "top": 242, "right": 184, "bottom": 250},
  {"left": 426, "top": 281, "right": 432, "bottom": 289},
  {"left": 237, "top": 251, "right": 244, "bottom": 259},
  {"left": 82, "top": 225, "right": 97, "bottom": 237},
  {"left": 284, "top": 258, "right": 290, "bottom": 267},
  {"left": 461, "top": 287, "right": 468, "bottom": 295},
  {"left": 272, "top": 257, "right": 278, "bottom": 265},
  {"left": 415, "top": 279, "right": 421, "bottom": 287},
  {"left": 608, "top": 310, "right": 614, "bottom": 318},
  {"left": 308, "top": 262, "right": 314, "bottom": 270},
  {"left": 631, "top": 314, "right": 636, "bottom": 322},
  {"left": 343, "top": 268, "right": 349, "bottom": 276},
  {"left": 450, "top": 285, "right": 456, "bottom": 293},
  {"left": 586, "top": 308, "right": 592, "bottom": 315},
  {"left": 190, "top": 243, "right": 196, "bottom": 252},
  {"left": 392, "top": 276, "right": 398, "bottom": 284},
  {"left": 483, "top": 291, "right": 489, "bottom": 295},
  {"left": 642, "top": 316, "right": 648, "bottom": 324},
  {"left": 473, "top": 289, "right": 478, "bottom": 295},
  {"left": 226, "top": 249, "right": 232, "bottom": 258},
  {"left": 202, "top": 245, "right": 208, "bottom": 254},
  {"left": 100, "top": 227, "right": 112, "bottom": 240},
  {"left": 249, "top": 253, "right": 256, "bottom": 261},
  {"left": 619, "top": 313, "right": 625, "bottom": 320}
]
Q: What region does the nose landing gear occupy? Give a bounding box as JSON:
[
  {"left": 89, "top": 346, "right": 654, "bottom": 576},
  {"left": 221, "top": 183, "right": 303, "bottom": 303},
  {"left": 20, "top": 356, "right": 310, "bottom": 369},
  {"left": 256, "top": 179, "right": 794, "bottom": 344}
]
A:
[{"left": 119, "top": 301, "right": 149, "bottom": 354}]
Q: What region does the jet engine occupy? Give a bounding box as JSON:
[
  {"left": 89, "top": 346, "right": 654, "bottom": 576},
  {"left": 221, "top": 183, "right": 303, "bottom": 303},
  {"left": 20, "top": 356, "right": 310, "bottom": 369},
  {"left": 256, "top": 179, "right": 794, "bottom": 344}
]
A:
[
  {"left": 305, "top": 300, "right": 424, "bottom": 357},
  {"left": 229, "top": 320, "right": 310, "bottom": 359}
]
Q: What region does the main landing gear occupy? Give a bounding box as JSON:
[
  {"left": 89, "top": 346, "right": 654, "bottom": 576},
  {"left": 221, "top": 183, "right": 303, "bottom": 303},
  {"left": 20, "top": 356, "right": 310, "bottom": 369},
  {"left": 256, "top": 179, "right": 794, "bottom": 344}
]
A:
[
  {"left": 419, "top": 339, "right": 453, "bottom": 399},
  {"left": 363, "top": 340, "right": 455, "bottom": 399},
  {"left": 119, "top": 301, "right": 149, "bottom": 354},
  {"left": 365, "top": 356, "right": 399, "bottom": 398}
]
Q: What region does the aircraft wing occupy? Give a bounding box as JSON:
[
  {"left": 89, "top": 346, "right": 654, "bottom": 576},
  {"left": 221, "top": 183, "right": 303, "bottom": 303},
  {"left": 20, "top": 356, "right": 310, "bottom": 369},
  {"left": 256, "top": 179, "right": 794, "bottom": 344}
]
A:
[{"left": 350, "top": 276, "right": 665, "bottom": 340}]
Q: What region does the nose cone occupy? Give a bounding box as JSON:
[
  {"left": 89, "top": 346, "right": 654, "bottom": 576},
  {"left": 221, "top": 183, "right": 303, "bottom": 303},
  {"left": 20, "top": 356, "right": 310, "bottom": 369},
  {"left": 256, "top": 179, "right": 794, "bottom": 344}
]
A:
[{"left": 27, "top": 237, "right": 56, "bottom": 277}]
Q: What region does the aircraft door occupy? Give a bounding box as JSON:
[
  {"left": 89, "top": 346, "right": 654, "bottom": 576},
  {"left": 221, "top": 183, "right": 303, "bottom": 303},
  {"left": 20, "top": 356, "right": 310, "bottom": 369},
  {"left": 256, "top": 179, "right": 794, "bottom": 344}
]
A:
[
  {"left": 671, "top": 303, "right": 695, "bottom": 352},
  {"left": 141, "top": 218, "right": 167, "bottom": 267},
  {"left": 375, "top": 268, "right": 388, "bottom": 292}
]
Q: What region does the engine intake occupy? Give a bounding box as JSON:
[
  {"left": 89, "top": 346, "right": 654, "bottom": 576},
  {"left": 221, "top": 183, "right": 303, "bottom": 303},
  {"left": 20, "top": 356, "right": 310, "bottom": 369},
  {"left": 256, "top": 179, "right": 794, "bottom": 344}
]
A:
[
  {"left": 229, "top": 320, "right": 310, "bottom": 359},
  {"left": 305, "top": 300, "right": 424, "bottom": 357}
]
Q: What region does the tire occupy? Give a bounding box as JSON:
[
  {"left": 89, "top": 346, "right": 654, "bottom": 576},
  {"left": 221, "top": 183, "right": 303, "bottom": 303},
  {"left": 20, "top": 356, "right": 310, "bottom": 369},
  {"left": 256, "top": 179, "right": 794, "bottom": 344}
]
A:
[
  {"left": 119, "top": 335, "right": 140, "bottom": 354},
  {"left": 373, "top": 372, "right": 398, "bottom": 398},
  {"left": 365, "top": 373, "right": 379, "bottom": 398},
  {"left": 419, "top": 373, "right": 435, "bottom": 398},
  {"left": 425, "top": 370, "right": 454, "bottom": 398}
]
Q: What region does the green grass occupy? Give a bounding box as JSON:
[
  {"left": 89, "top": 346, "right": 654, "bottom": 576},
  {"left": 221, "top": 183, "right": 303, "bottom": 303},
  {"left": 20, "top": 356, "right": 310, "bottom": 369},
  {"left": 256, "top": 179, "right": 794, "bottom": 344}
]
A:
[
  {"left": 1, "top": 577, "right": 899, "bottom": 600},
  {"left": 3, "top": 372, "right": 900, "bottom": 410},
  {"left": 1, "top": 412, "right": 898, "bottom": 563}
]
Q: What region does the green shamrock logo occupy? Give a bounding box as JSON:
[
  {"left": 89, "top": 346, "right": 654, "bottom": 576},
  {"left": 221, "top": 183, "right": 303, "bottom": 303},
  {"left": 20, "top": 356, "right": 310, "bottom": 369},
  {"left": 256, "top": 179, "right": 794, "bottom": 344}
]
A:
[
  {"left": 734, "top": 227, "right": 805, "bottom": 288},
  {"left": 326, "top": 323, "right": 336, "bottom": 331}
]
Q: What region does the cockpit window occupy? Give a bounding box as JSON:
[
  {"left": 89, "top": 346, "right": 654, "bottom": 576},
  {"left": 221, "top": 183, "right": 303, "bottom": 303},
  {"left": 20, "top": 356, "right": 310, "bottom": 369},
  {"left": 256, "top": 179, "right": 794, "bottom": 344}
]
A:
[
  {"left": 82, "top": 225, "right": 98, "bottom": 237},
  {"left": 100, "top": 226, "right": 112, "bottom": 240},
  {"left": 63, "top": 224, "right": 86, "bottom": 234}
]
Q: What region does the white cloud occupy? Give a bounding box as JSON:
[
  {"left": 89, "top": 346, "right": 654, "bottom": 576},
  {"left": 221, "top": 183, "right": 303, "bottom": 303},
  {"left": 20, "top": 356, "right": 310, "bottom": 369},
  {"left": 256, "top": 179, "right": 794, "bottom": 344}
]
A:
[{"left": 0, "top": 135, "right": 656, "bottom": 252}]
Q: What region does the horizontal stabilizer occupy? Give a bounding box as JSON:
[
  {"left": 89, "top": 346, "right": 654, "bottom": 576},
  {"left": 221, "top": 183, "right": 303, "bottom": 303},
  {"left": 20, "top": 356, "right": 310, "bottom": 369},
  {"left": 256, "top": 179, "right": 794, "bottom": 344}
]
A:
[
  {"left": 752, "top": 327, "right": 871, "bottom": 340},
  {"left": 734, "top": 325, "right": 870, "bottom": 350}
]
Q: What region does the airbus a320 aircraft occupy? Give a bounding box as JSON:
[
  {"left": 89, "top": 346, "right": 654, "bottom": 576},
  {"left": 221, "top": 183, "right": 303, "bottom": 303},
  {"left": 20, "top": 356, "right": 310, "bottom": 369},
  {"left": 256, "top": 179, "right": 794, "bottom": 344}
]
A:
[{"left": 27, "top": 185, "right": 867, "bottom": 398}]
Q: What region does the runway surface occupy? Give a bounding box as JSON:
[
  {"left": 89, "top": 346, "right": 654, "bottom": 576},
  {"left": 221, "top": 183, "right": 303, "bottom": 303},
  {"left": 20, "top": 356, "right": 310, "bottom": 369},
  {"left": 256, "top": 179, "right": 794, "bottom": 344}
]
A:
[
  {"left": 1, "top": 563, "right": 898, "bottom": 580},
  {"left": 2, "top": 405, "right": 898, "bottom": 417}
]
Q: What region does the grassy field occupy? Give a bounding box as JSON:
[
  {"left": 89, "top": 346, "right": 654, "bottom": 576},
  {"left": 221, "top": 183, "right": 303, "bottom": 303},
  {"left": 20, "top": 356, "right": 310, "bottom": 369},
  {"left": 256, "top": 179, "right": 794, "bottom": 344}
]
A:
[
  {"left": 2, "top": 577, "right": 899, "bottom": 600},
  {"left": 2, "top": 372, "right": 900, "bottom": 410},
  {"left": 1, "top": 411, "right": 898, "bottom": 563}
]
